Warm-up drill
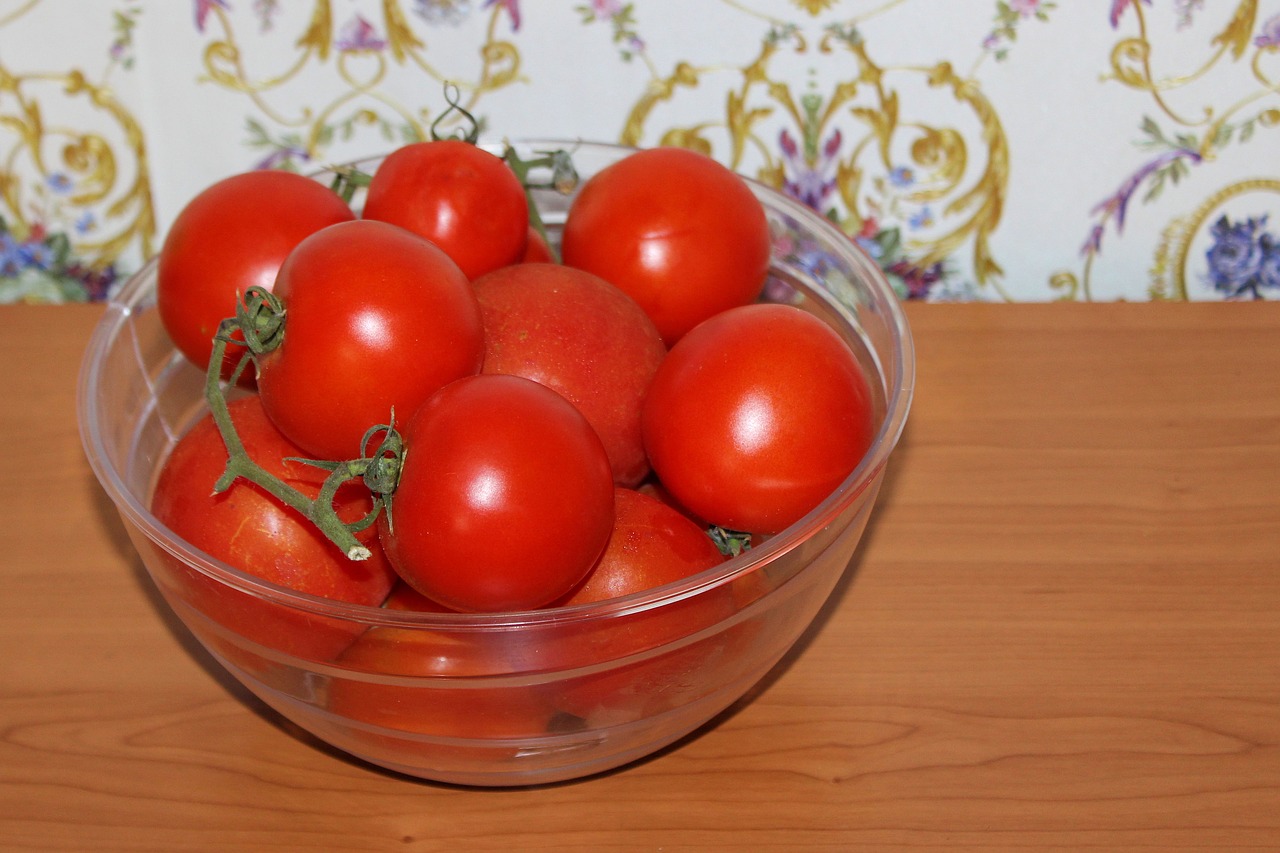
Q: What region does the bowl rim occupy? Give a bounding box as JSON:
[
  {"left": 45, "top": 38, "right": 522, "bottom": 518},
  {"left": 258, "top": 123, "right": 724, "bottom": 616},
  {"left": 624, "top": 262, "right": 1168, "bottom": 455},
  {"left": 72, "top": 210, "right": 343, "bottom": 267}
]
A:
[{"left": 77, "top": 138, "right": 915, "bottom": 631}]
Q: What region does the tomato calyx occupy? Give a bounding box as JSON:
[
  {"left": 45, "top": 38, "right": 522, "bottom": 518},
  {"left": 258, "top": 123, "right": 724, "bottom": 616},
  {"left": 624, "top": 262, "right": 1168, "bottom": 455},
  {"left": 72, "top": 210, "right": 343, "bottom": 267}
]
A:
[
  {"left": 708, "top": 525, "right": 753, "bottom": 558},
  {"left": 201, "top": 301, "right": 409, "bottom": 562},
  {"left": 231, "top": 285, "right": 286, "bottom": 360}
]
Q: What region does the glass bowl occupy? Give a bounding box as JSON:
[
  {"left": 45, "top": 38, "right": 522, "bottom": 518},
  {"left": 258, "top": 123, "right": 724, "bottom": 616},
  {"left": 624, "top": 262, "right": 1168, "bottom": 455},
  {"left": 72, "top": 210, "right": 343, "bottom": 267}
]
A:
[{"left": 77, "top": 140, "right": 914, "bottom": 787}]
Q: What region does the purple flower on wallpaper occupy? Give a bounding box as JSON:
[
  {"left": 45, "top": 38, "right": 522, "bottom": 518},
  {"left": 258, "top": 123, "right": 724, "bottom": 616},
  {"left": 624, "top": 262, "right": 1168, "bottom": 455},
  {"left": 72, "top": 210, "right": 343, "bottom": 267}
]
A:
[
  {"left": 483, "top": 0, "right": 522, "bottom": 31},
  {"left": 1108, "top": 0, "right": 1151, "bottom": 28},
  {"left": 1083, "top": 146, "right": 1202, "bottom": 257},
  {"left": 1008, "top": 0, "right": 1047, "bottom": 15},
  {"left": 1205, "top": 215, "right": 1279, "bottom": 299},
  {"left": 779, "top": 129, "right": 842, "bottom": 212},
  {"left": 579, "top": 0, "right": 645, "bottom": 58},
  {"left": 588, "top": 0, "right": 625, "bottom": 16},
  {"left": 194, "top": 0, "right": 231, "bottom": 33},
  {"left": 888, "top": 259, "right": 945, "bottom": 301},
  {"left": 1256, "top": 13, "right": 1280, "bottom": 49},
  {"left": 336, "top": 15, "right": 387, "bottom": 52},
  {"left": 0, "top": 219, "right": 119, "bottom": 303},
  {"left": 253, "top": 146, "right": 311, "bottom": 171},
  {"left": 1173, "top": 0, "right": 1203, "bottom": 29}
]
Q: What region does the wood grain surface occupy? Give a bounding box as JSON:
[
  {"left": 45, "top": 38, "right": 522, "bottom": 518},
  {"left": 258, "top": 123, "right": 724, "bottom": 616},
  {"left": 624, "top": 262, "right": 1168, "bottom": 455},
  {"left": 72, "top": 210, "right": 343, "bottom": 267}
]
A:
[{"left": 2, "top": 301, "right": 1278, "bottom": 852}]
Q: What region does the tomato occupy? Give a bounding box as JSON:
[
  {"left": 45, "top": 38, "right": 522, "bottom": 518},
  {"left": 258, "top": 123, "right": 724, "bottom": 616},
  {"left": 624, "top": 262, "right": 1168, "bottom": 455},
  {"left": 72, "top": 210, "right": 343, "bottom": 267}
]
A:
[
  {"left": 472, "top": 263, "right": 667, "bottom": 487},
  {"left": 557, "top": 487, "right": 725, "bottom": 606},
  {"left": 520, "top": 225, "right": 555, "bottom": 263},
  {"left": 360, "top": 139, "right": 528, "bottom": 280},
  {"left": 560, "top": 146, "right": 771, "bottom": 344},
  {"left": 156, "top": 170, "right": 354, "bottom": 380},
  {"left": 149, "top": 396, "right": 397, "bottom": 662},
  {"left": 378, "top": 374, "right": 615, "bottom": 613},
  {"left": 329, "top": 618, "right": 557, "bottom": 741},
  {"left": 641, "top": 303, "right": 876, "bottom": 535},
  {"left": 254, "top": 219, "right": 484, "bottom": 461},
  {"left": 550, "top": 488, "right": 734, "bottom": 722}
]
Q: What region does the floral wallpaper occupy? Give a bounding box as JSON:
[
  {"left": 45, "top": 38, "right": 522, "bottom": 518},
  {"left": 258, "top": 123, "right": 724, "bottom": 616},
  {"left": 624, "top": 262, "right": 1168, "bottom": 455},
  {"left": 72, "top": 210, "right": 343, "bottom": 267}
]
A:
[{"left": 2, "top": 0, "right": 1279, "bottom": 304}]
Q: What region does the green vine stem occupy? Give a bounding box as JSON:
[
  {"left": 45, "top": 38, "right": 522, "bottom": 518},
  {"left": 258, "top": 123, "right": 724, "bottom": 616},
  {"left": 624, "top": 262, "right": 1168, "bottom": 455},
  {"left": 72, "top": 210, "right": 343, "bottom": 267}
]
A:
[
  {"left": 202, "top": 289, "right": 404, "bottom": 562},
  {"left": 431, "top": 81, "right": 480, "bottom": 144},
  {"left": 502, "top": 144, "right": 580, "bottom": 262}
]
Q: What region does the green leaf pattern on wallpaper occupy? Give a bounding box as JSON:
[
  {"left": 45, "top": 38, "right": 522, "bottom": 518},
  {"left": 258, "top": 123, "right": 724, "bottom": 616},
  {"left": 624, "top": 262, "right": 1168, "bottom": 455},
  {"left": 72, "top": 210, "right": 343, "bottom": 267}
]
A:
[{"left": 1, "top": 0, "right": 1277, "bottom": 303}]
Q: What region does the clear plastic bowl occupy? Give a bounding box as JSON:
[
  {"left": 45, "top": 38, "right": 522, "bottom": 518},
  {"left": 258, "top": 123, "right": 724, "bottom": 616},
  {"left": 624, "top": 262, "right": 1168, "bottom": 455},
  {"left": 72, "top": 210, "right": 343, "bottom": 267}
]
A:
[{"left": 77, "top": 140, "right": 914, "bottom": 786}]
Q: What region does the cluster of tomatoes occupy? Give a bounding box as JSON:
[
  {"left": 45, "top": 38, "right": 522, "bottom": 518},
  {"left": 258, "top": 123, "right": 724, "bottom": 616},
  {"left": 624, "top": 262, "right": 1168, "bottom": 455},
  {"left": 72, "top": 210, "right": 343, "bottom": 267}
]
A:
[{"left": 149, "top": 138, "right": 876, "bottom": 630}]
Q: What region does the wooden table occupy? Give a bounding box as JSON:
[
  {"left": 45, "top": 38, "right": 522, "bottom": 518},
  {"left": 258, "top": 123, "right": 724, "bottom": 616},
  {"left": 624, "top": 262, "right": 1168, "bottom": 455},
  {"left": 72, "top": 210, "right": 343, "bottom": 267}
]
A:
[{"left": 2, "top": 301, "right": 1278, "bottom": 851}]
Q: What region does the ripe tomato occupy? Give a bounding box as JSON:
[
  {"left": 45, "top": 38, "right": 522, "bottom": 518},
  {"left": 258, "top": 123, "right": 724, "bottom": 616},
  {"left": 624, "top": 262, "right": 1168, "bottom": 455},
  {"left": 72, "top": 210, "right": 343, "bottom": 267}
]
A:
[
  {"left": 560, "top": 146, "right": 771, "bottom": 344},
  {"left": 557, "top": 487, "right": 726, "bottom": 607},
  {"left": 149, "top": 396, "right": 397, "bottom": 662},
  {"left": 156, "top": 170, "right": 354, "bottom": 380},
  {"left": 360, "top": 139, "right": 528, "bottom": 280},
  {"left": 378, "top": 374, "right": 615, "bottom": 613},
  {"left": 641, "top": 303, "right": 876, "bottom": 534},
  {"left": 520, "top": 225, "right": 555, "bottom": 263},
  {"left": 550, "top": 488, "right": 734, "bottom": 722},
  {"left": 329, "top": 618, "right": 557, "bottom": 741},
  {"left": 472, "top": 263, "right": 667, "bottom": 487},
  {"left": 254, "top": 219, "right": 484, "bottom": 461}
]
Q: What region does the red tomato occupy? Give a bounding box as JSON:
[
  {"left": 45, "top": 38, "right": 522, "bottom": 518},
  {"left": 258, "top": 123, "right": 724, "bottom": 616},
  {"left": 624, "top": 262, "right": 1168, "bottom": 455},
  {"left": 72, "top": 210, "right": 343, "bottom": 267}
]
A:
[
  {"left": 520, "top": 225, "right": 555, "bottom": 263},
  {"left": 254, "top": 219, "right": 484, "bottom": 461},
  {"left": 149, "top": 396, "right": 397, "bottom": 661},
  {"left": 378, "top": 374, "right": 615, "bottom": 613},
  {"left": 472, "top": 263, "right": 667, "bottom": 487},
  {"left": 550, "top": 488, "right": 734, "bottom": 722},
  {"left": 361, "top": 139, "right": 528, "bottom": 279},
  {"left": 329, "top": 637, "right": 558, "bottom": 742},
  {"left": 641, "top": 303, "right": 876, "bottom": 534},
  {"left": 156, "top": 170, "right": 354, "bottom": 380},
  {"left": 560, "top": 146, "right": 771, "bottom": 344},
  {"left": 558, "top": 487, "right": 725, "bottom": 606}
]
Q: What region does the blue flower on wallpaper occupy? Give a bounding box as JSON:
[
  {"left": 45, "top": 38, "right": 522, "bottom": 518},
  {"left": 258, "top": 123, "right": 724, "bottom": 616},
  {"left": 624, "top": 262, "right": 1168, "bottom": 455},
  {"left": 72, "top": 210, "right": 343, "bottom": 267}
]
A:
[
  {"left": 0, "top": 218, "right": 118, "bottom": 303},
  {"left": 46, "top": 172, "right": 73, "bottom": 194},
  {"left": 907, "top": 206, "right": 934, "bottom": 230},
  {"left": 1205, "top": 215, "right": 1279, "bottom": 299}
]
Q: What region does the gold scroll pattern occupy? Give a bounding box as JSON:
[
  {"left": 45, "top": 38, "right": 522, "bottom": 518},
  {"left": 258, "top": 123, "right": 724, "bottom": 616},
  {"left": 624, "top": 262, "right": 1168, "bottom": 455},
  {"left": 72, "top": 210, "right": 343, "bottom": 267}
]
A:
[
  {"left": 616, "top": 3, "right": 1009, "bottom": 301},
  {"left": 196, "top": 0, "right": 523, "bottom": 167},
  {"left": 1052, "top": 0, "right": 1280, "bottom": 301},
  {"left": 0, "top": 1, "right": 154, "bottom": 301}
]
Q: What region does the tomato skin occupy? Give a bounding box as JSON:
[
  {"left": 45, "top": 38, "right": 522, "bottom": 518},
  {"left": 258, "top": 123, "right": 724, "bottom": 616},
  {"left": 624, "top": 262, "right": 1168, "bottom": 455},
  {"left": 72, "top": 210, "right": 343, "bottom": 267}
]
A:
[
  {"left": 558, "top": 488, "right": 725, "bottom": 606},
  {"left": 361, "top": 139, "right": 528, "bottom": 280},
  {"left": 560, "top": 146, "right": 771, "bottom": 345},
  {"left": 379, "top": 374, "right": 616, "bottom": 613},
  {"left": 550, "top": 488, "right": 734, "bottom": 722},
  {"left": 157, "top": 170, "right": 354, "bottom": 379},
  {"left": 255, "top": 219, "right": 484, "bottom": 461},
  {"left": 520, "top": 225, "right": 555, "bottom": 264},
  {"left": 329, "top": 628, "right": 558, "bottom": 740},
  {"left": 472, "top": 263, "right": 667, "bottom": 487},
  {"left": 149, "top": 396, "right": 397, "bottom": 661},
  {"left": 641, "top": 303, "right": 876, "bottom": 535}
]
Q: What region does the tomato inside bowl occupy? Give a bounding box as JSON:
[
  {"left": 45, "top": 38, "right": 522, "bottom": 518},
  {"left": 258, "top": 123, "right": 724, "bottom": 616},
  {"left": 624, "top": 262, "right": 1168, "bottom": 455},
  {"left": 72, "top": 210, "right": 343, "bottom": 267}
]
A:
[{"left": 77, "top": 140, "right": 914, "bottom": 787}]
